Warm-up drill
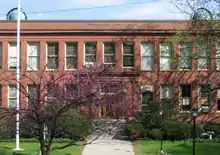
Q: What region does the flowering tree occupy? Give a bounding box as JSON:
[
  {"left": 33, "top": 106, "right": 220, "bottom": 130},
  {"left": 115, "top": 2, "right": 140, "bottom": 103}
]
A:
[{"left": 0, "top": 65, "right": 134, "bottom": 155}]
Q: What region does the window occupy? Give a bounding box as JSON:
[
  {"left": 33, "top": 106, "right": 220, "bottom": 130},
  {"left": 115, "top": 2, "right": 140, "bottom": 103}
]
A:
[
  {"left": 104, "top": 42, "right": 116, "bottom": 67},
  {"left": 47, "top": 43, "right": 59, "bottom": 69},
  {"left": 141, "top": 43, "right": 154, "bottom": 70},
  {"left": 28, "top": 85, "right": 38, "bottom": 109},
  {"left": 160, "top": 85, "right": 173, "bottom": 99},
  {"left": 85, "top": 42, "right": 96, "bottom": 67},
  {"left": 8, "top": 43, "right": 19, "bottom": 70},
  {"left": 66, "top": 43, "right": 77, "bottom": 69},
  {"left": 179, "top": 44, "right": 192, "bottom": 69},
  {"left": 180, "top": 85, "right": 191, "bottom": 111},
  {"left": 27, "top": 43, "right": 40, "bottom": 70},
  {"left": 47, "top": 84, "right": 59, "bottom": 100},
  {"left": 65, "top": 84, "right": 77, "bottom": 99},
  {"left": 101, "top": 84, "right": 119, "bottom": 95},
  {"left": 197, "top": 44, "right": 210, "bottom": 70},
  {"left": 217, "top": 88, "right": 220, "bottom": 111},
  {"left": 160, "top": 43, "right": 172, "bottom": 70},
  {"left": 141, "top": 85, "right": 154, "bottom": 106},
  {"left": 199, "top": 85, "right": 210, "bottom": 98},
  {"left": 8, "top": 85, "right": 17, "bottom": 108},
  {"left": 216, "top": 44, "right": 220, "bottom": 70},
  {"left": 0, "top": 43, "right": 2, "bottom": 69},
  {"left": 123, "top": 43, "right": 134, "bottom": 67}
]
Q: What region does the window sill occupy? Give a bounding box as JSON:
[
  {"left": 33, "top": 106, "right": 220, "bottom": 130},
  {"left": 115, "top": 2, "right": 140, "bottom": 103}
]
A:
[
  {"left": 65, "top": 68, "right": 77, "bottom": 71},
  {"left": 196, "top": 69, "right": 209, "bottom": 71},
  {"left": 179, "top": 110, "right": 191, "bottom": 113},
  {"left": 216, "top": 111, "right": 220, "bottom": 113}
]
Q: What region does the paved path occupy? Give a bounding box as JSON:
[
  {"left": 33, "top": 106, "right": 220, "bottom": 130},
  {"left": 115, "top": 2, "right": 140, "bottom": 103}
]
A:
[{"left": 81, "top": 134, "right": 135, "bottom": 155}]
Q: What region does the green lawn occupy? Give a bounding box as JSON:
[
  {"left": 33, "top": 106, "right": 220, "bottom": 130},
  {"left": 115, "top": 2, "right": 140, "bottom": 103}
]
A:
[
  {"left": 133, "top": 140, "right": 220, "bottom": 155},
  {"left": 0, "top": 142, "right": 84, "bottom": 155}
]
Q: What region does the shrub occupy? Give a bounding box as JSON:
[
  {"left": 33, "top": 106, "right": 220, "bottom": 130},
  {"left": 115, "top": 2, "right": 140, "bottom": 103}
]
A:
[
  {"left": 190, "top": 124, "right": 205, "bottom": 138},
  {"left": 204, "top": 123, "right": 220, "bottom": 136},
  {"left": 148, "top": 129, "right": 162, "bottom": 140}
]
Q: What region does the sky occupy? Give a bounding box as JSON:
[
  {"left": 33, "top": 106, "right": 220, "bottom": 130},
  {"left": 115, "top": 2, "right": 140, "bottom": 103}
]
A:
[{"left": 0, "top": 0, "right": 189, "bottom": 20}]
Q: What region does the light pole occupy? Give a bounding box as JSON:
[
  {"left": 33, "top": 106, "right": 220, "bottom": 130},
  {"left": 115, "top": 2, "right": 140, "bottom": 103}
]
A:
[
  {"left": 6, "top": 2, "right": 27, "bottom": 151},
  {"left": 160, "top": 110, "right": 164, "bottom": 154},
  {"left": 191, "top": 108, "right": 198, "bottom": 155}
]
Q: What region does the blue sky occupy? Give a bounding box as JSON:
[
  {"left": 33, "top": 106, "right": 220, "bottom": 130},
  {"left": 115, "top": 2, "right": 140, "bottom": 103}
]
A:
[{"left": 0, "top": 0, "right": 188, "bottom": 20}]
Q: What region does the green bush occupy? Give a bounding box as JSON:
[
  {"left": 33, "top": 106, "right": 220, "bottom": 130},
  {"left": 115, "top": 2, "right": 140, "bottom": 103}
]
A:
[
  {"left": 148, "top": 129, "right": 162, "bottom": 140},
  {"left": 204, "top": 123, "right": 220, "bottom": 136},
  {"left": 190, "top": 124, "right": 205, "bottom": 138}
]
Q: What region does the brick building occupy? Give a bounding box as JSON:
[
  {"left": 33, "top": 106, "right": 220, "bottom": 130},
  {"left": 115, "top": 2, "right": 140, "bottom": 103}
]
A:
[{"left": 0, "top": 20, "right": 219, "bottom": 121}]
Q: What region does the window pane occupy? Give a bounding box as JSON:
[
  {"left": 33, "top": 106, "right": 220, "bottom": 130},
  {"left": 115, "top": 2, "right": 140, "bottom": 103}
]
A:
[
  {"left": 123, "top": 43, "right": 134, "bottom": 54},
  {"left": 28, "top": 43, "right": 39, "bottom": 56},
  {"left": 47, "top": 43, "right": 58, "bottom": 55},
  {"left": 218, "top": 100, "right": 220, "bottom": 111},
  {"left": 28, "top": 57, "right": 39, "bottom": 70},
  {"left": 160, "top": 85, "right": 173, "bottom": 99},
  {"left": 104, "top": 43, "right": 115, "bottom": 54},
  {"left": 123, "top": 56, "right": 134, "bottom": 67},
  {"left": 197, "top": 44, "right": 210, "bottom": 56},
  {"left": 9, "top": 99, "right": 16, "bottom": 108},
  {"left": 66, "top": 57, "right": 77, "bottom": 69},
  {"left": 160, "top": 58, "right": 171, "bottom": 69},
  {"left": 66, "top": 43, "right": 77, "bottom": 56},
  {"left": 9, "top": 43, "right": 17, "bottom": 57},
  {"left": 160, "top": 43, "right": 172, "bottom": 57},
  {"left": 141, "top": 43, "right": 153, "bottom": 56},
  {"left": 104, "top": 55, "right": 115, "bottom": 63},
  {"left": 181, "top": 85, "right": 191, "bottom": 97},
  {"left": 198, "top": 58, "right": 209, "bottom": 69},
  {"left": 8, "top": 57, "right": 16, "bottom": 68},
  {"left": 200, "top": 85, "right": 210, "bottom": 98},
  {"left": 142, "top": 91, "right": 153, "bottom": 104},
  {"left": 65, "top": 84, "right": 77, "bottom": 98},
  {"left": 47, "top": 57, "right": 58, "bottom": 69},
  {"left": 85, "top": 55, "right": 96, "bottom": 62},
  {"left": 141, "top": 57, "right": 153, "bottom": 70},
  {"left": 85, "top": 43, "right": 96, "bottom": 54},
  {"left": 9, "top": 86, "right": 16, "bottom": 98},
  {"left": 179, "top": 58, "right": 192, "bottom": 69}
]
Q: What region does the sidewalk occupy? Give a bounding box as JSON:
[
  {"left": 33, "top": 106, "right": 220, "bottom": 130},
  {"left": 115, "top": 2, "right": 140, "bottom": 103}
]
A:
[{"left": 81, "top": 134, "right": 135, "bottom": 155}]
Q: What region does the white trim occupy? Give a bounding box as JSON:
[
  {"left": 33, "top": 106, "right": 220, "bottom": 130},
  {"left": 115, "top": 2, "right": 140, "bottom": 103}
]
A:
[
  {"left": 141, "top": 42, "right": 154, "bottom": 71},
  {"left": 122, "top": 42, "right": 135, "bottom": 68},
  {"left": 46, "top": 42, "right": 59, "bottom": 71},
  {"left": 103, "top": 42, "right": 116, "bottom": 67},
  {"left": 64, "top": 42, "right": 77, "bottom": 70},
  {"left": 27, "top": 42, "right": 40, "bottom": 71}
]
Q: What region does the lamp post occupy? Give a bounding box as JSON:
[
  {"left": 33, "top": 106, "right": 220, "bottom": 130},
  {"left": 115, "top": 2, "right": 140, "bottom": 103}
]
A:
[
  {"left": 6, "top": 2, "right": 27, "bottom": 151},
  {"left": 160, "top": 110, "right": 164, "bottom": 154},
  {"left": 191, "top": 108, "right": 198, "bottom": 155}
]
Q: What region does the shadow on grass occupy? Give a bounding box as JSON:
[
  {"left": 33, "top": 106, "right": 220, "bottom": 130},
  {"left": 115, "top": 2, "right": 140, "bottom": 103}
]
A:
[{"left": 133, "top": 141, "right": 220, "bottom": 155}]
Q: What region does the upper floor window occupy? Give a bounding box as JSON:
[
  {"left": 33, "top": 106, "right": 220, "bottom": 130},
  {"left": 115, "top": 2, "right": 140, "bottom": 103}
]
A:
[
  {"left": 160, "top": 84, "right": 173, "bottom": 100},
  {"left": 8, "top": 43, "right": 19, "bottom": 70},
  {"left": 66, "top": 43, "right": 77, "bottom": 69},
  {"left": 104, "top": 42, "right": 116, "bottom": 67},
  {"left": 85, "top": 42, "right": 96, "bottom": 67},
  {"left": 141, "top": 42, "right": 154, "bottom": 70},
  {"left": 160, "top": 43, "right": 172, "bottom": 70},
  {"left": 216, "top": 44, "right": 220, "bottom": 71},
  {"left": 179, "top": 44, "right": 192, "bottom": 69},
  {"left": 123, "top": 43, "right": 134, "bottom": 67},
  {"left": 47, "top": 43, "right": 59, "bottom": 69},
  {"left": 197, "top": 44, "right": 211, "bottom": 70},
  {"left": 27, "top": 42, "right": 40, "bottom": 70}
]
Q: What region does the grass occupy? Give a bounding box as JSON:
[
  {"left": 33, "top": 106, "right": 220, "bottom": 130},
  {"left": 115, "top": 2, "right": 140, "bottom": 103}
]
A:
[
  {"left": 0, "top": 142, "right": 84, "bottom": 155},
  {"left": 132, "top": 140, "right": 220, "bottom": 155}
]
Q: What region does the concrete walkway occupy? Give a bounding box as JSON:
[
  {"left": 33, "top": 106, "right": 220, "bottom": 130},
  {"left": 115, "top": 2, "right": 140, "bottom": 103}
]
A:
[{"left": 81, "top": 134, "right": 135, "bottom": 155}]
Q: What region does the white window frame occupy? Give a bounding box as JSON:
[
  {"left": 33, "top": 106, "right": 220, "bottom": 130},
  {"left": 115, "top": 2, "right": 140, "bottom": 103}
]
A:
[
  {"left": 122, "top": 42, "right": 135, "bottom": 68},
  {"left": 8, "top": 85, "right": 17, "bottom": 108},
  {"left": 27, "top": 42, "right": 40, "bottom": 71},
  {"left": 103, "top": 42, "right": 116, "bottom": 67},
  {"left": 84, "top": 42, "right": 97, "bottom": 68},
  {"left": 179, "top": 85, "right": 191, "bottom": 112},
  {"left": 160, "top": 43, "right": 172, "bottom": 70},
  {"left": 179, "top": 44, "right": 192, "bottom": 70},
  {"left": 141, "top": 42, "right": 154, "bottom": 71},
  {"left": 46, "top": 42, "right": 59, "bottom": 70},
  {"left": 160, "top": 84, "right": 173, "bottom": 99},
  {"left": 8, "top": 42, "right": 19, "bottom": 70},
  {"left": 197, "top": 44, "right": 210, "bottom": 70},
  {"left": 65, "top": 42, "right": 77, "bottom": 70},
  {"left": 216, "top": 44, "right": 220, "bottom": 71}
]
